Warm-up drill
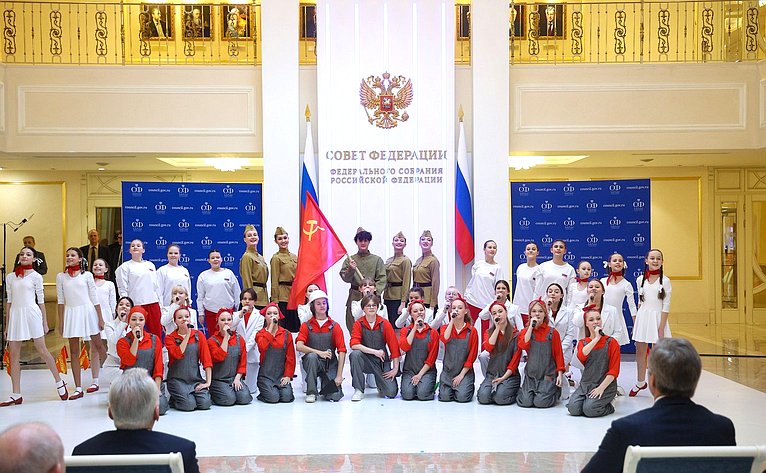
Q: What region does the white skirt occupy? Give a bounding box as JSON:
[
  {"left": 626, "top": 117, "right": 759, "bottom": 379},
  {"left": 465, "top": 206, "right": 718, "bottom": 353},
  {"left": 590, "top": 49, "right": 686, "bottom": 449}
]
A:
[
  {"left": 63, "top": 304, "right": 101, "bottom": 339},
  {"left": 632, "top": 308, "right": 671, "bottom": 343},
  {"left": 7, "top": 305, "right": 45, "bottom": 341}
]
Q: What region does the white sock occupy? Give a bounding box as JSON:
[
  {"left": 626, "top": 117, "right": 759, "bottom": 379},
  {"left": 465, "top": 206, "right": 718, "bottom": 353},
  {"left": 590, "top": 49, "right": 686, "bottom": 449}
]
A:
[
  {"left": 92, "top": 378, "right": 99, "bottom": 385},
  {"left": 11, "top": 393, "right": 21, "bottom": 398},
  {"left": 75, "top": 387, "right": 83, "bottom": 392}
]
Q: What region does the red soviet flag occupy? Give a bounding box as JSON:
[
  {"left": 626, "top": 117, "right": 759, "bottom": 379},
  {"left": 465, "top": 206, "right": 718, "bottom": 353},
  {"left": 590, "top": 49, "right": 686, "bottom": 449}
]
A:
[{"left": 288, "top": 193, "right": 348, "bottom": 309}]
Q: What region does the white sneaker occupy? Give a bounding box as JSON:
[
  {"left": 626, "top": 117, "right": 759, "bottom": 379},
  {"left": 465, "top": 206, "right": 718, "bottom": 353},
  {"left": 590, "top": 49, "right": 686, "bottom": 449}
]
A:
[
  {"left": 351, "top": 389, "right": 364, "bottom": 401},
  {"left": 305, "top": 394, "right": 316, "bottom": 403}
]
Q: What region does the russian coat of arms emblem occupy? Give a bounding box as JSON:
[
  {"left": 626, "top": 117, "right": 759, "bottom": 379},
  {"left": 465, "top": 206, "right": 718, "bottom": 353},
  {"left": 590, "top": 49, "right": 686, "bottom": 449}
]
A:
[{"left": 359, "top": 72, "right": 413, "bottom": 129}]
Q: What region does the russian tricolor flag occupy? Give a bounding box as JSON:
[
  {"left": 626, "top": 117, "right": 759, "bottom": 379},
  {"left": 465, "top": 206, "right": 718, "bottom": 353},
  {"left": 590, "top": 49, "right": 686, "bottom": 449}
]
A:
[
  {"left": 300, "top": 107, "right": 326, "bottom": 290},
  {"left": 455, "top": 115, "right": 474, "bottom": 265},
  {"left": 301, "top": 107, "right": 318, "bottom": 211}
]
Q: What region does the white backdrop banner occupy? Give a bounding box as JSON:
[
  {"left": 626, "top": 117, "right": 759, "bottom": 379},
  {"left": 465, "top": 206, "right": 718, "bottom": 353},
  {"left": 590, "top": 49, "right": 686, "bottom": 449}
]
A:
[{"left": 317, "top": 0, "right": 455, "bottom": 309}]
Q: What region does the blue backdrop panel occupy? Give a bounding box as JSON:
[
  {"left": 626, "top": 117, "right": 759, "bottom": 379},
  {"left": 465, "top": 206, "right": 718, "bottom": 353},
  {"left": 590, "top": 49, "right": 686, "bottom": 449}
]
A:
[
  {"left": 122, "top": 182, "right": 263, "bottom": 308},
  {"left": 511, "top": 179, "right": 650, "bottom": 353}
]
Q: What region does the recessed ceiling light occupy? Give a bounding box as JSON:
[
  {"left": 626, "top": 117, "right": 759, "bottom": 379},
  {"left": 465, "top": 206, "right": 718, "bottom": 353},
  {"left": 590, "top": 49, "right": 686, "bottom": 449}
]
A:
[{"left": 98, "top": 167, "right": 106, "bottom": 171}]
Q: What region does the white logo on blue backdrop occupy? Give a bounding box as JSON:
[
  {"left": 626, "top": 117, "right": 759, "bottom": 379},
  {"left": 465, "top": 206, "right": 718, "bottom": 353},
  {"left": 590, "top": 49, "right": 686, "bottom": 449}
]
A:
[
  {"left": 511, "top": 179, "right": 650, "bottom": 353},
  {"left": 122, "top": 181, "right": 263, "bottom": 309}
]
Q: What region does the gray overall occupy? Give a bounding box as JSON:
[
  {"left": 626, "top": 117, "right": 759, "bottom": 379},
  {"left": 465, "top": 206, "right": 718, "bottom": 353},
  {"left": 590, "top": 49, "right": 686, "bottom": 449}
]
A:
[
  {"left": 438, "top": 326, "right": 475, "bottom": 403},
  {"left": 166, "top": 333, "right": 212, "bottom": 411},
  {"left": 349, "top": 321, "right": 399, "bottom": 398},
  {"left": 567, "top": 337, "right": 618, "bottom": 417},
  {"left": 302, "top": 321, "right": 344, "bottom": 401},
  {"left": 123, "top": 333, "right": 169, "bottom": 415},
  {"left": 257, "top": 333, "right": 295, "bottom": 403},
  {"left": 517, "top": 327, "right": 560, "bottom": 408},
  {"left": 477, "top": 330, "right": 521, "bottom": 405},
  {"left": 400, "top": 328, "right": 437, "bottom": 401},
  {"left": 210, "top": 334, "right": 253, "bottom": 406}
]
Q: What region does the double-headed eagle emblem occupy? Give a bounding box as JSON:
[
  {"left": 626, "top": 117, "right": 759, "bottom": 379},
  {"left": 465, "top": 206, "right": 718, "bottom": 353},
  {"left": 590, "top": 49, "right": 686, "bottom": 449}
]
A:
[{"left": 359, "top": 72, "right": 413, "bottom": 129}]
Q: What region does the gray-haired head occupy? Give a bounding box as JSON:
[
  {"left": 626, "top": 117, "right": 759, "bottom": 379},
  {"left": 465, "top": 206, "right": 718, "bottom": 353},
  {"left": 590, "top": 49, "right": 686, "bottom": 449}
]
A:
[
  {"left": 109, "top": 368, "right": 159, "bottom": 430},
  {"left": 648, "top": 337, "right": 702, "bottom": 399}
]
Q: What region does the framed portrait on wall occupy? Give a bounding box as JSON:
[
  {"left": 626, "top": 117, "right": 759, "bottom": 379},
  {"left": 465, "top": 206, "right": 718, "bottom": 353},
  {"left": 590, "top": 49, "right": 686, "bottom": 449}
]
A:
[
  {"left": 140, "top": 4, "right": 174, "bottom": 40},
  {"left": 509, "top": 4, "right": 525, "bottom": 38},
  {"left": 537, "top": 3, "right": 565, "bottom": 38},
  {"left": 301, "top": 4, "right": 316, "bottom": 40},
  {"left": 222, "top": 4, "right": 252, "bottom": 39},
  {"left": 457, "top": 4, "right": 470, "bottom": 39},
  {"left": 182, "top": 4, "right": 212, "bottom": 39}
]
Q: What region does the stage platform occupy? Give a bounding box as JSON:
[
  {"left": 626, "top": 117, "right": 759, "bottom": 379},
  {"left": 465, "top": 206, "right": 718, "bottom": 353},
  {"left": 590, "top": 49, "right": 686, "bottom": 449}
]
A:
[{"left": 2, "top": 358, "right": 765, "bottom": 472}]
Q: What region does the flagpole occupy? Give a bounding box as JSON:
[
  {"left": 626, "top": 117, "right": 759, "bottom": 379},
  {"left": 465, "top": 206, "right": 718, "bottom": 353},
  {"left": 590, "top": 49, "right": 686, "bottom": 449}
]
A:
[{"left": 344, "top": 254, "right": 365, "bottom": 280}]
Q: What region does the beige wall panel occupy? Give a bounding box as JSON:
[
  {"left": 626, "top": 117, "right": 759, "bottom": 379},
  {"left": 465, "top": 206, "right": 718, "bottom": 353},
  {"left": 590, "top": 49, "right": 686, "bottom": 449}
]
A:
[
  {"left": 516, "top": 84, "right": 743, "bottom": 132},
  {"left": 2, "top": 65, "right": 262, "bottom": 154},
  {"left": 509, "top": 63, "right": 761, "bottom": 151},
  {"left": 18, "top": 85, "right": 254, "bottom": 135}
]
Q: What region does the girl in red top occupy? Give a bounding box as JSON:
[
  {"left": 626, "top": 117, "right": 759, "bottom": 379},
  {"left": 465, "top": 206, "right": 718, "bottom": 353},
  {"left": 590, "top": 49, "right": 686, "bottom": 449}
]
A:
[
  {"left": 568, "top": 309, "right": 620, "bottom": 417},
  {"left": 255, "top": 303, "right": 295, "bottom": 403},
  {"left": 438, "top": 295, "right": 478, "bottom": 403},
  {"left": 399, "top": 300, "right": 439, "bottom": 401},
  {"left": 477, "top": 301, "right": 522, "bottom": 405},
  {"left": 207, "top": 308, "right": 252, "bottom": 406},
  {"left": 165, "top": 307, "right": 212, "bottom": 411},
  {"left": 517, "top": 298, "right": 565, "bottom": 408},
  {"left": 116, "top": 306, "right": 168, "bottom": 415}
]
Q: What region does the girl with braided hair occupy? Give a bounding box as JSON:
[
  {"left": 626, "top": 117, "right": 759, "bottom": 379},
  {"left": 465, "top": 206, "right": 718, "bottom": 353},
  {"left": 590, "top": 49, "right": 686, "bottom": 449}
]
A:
[{"left": 630, "top": 249, "right": 672, "bottom": 397}]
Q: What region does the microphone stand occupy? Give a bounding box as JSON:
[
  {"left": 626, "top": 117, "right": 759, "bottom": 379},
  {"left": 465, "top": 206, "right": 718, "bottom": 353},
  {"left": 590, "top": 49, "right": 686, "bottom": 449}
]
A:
[{"left": 1, "top": 216, "right": 31, "bottom": 370}]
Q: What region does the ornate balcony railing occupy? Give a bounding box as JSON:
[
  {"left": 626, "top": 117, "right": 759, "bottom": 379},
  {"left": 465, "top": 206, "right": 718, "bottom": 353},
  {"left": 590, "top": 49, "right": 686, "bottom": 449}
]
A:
[
  {"left": 2, "top": 1, "right": 262, "bottom": 64},
  {"left": 457, "top": 1, "right": 764, "bottom": 64},
  {"left": 0, "top": 1, "right": 761, "bottom": 65}
]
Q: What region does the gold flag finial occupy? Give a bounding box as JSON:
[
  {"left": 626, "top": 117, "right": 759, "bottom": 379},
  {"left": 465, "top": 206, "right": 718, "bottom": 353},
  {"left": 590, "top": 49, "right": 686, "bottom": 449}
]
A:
[
  {"left": 458, "top": 105, "right": 464, "bottom": 122},
  {"left": 305, "top": 105, "right": 311, "bottom": 121}
]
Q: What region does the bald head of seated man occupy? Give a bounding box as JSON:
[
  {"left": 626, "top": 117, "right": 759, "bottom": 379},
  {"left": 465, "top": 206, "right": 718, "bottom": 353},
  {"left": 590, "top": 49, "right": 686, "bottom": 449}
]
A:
[{"left": 0, "top": 422, "right": 65, "bottom": 473}]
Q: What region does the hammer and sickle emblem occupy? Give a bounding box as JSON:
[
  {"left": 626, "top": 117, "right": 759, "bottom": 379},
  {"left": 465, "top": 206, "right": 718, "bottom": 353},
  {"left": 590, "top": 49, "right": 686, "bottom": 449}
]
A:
[{"left": 303, "top": 219, "right": 325, "bottom": 241}]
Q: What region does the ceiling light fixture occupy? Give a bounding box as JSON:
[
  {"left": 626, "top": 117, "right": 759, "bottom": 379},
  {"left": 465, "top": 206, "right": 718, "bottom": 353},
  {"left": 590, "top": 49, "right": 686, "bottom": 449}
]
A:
[{"left": 205, "top": 158, "right": 249, "bottom": 172}]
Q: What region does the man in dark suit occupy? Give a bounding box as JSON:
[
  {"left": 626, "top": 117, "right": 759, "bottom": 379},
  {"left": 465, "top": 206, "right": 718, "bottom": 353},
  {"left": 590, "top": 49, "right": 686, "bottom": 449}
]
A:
[
  {"left": 148, "top": 6, "right": 171, "bottom": 38},
  {"left": 582, "top": 338, "right": 736, "bottom": 473},
  {"left": 17, "top": 235, "right": 48, "bottom": 275},
  {"left": 72, "top": 368, "right": 199, "bottom": 473},
  {"left": 539, "top": 5, "right": 564, "bottom": 37},
  {"left": 80, "top": 229, "right": 109, "bottom": 273},
  {"left": 108, "top": 230, "right": 123, "bottom": 280}
]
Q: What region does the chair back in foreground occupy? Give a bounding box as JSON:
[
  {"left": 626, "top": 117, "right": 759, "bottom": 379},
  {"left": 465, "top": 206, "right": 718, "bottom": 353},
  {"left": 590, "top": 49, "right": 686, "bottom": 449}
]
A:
[
  {"left": 623, "top": 445, "right": 766, "bottom": 473},
  {"left": 65, "top": 452, "right": 184, "bottom": 473}
]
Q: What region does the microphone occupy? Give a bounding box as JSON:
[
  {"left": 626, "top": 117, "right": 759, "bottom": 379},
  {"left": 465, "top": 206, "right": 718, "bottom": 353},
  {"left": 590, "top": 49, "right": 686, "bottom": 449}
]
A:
[
  {"left": 598, "top": 329, "right": 605, "bottom": 337},
  {"left": 416, "top": 319, "right": 424, "bottom": 328},
  {"left": 226, "top": 328, "right": 234, "bottom": 336},
  {"left": 134, "top": 328, "right": 142, "bottom": 339},
  {"left": 451, "top": 311, "right": 458, "bottom": 319},
  {"left": 187, "top": 323, "right": 194, "bottom": 329},
  {"left": 271, "top": 316, "right": 278, "bottom": 324},
  {"left": 531, "top": 319, "right": 537, "bottom": 328},
  {"left": 496, "top": 294, "right": 502, "bottom": 301},
  {"left": 13, "top": 213, "right": 34, "bottom": 232},
  {"left": 546, "top": 300, "right": 552, "bottom": 307},
  {"left": 493, "top": 316, "right": 501, "bottom": 324},
  {"left": 589, "top": 294, "right": 596, "bottom": 303}
]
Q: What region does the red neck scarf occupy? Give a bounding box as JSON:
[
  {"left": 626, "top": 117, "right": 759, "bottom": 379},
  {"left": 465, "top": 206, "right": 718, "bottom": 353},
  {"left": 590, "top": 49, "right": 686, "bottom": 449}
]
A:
[
  {"left": 66, "top": 264, "right": 81, "bottom": 277},
  {"left": 606, "top": 271, "right": 622, "bottom": 285},
  {"left": 576, "top": 276, "right": 589, "bottom": 283},
  {"left": 15, "top": 265, "right": 33, "bottom": 277},
  {"left": 644, "top": 268, "right": 661, "bottom": 280},
  {"left": 94, "top": 274, "right": 106, "bottom": 280}
]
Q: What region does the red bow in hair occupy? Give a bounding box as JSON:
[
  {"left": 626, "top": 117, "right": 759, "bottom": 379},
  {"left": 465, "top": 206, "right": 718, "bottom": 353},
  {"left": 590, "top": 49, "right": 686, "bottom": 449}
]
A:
[
  {"left": 259, "top": 302, "right": 285, "bottom": 320},
  {"left": 582, "top": 304, "right": 597, "bottom": 314},
  {"left": 528, "top": 297, "right": 546, "bottom": 313},
  {"left": 606, "top": 271, "right": 623, "bottom": 285},
  {"left": 407, "top": 299, "right": 426, "bottom": 312},
  {"left": 14, "top": 265, "right": 33, "bottom": 277},
  {"left": 643, "top": 268, "right": 660, "bottom": 281},
  {"left": 66, "top": 263, "right": 81, "bottom": 277}
]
